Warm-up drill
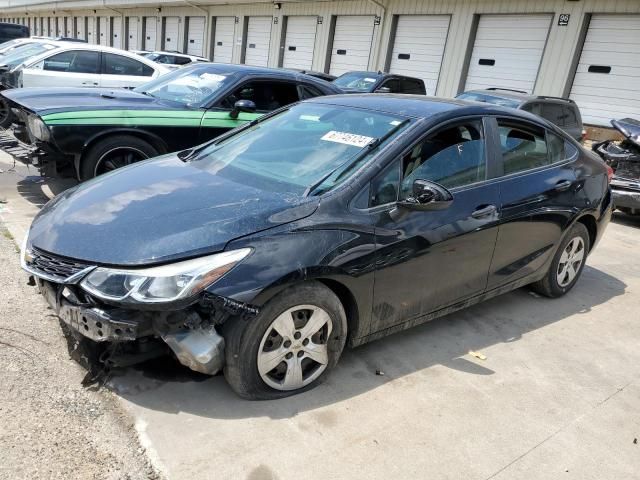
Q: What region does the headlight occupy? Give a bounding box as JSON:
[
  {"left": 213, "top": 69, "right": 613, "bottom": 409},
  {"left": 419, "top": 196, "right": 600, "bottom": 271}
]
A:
[
  {"left": 80, "top": 248, "right": 251, "bottom": 304},
  {"left": 27, "top": 114, "right": 50, "bottom": 142}
]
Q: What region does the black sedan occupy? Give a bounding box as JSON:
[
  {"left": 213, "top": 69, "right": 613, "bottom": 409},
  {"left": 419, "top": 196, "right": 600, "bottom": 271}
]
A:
[
  {"left": 21, "top": 95, "right": 612, "bottom": 399},
  {"left": 1, "top": 63, "right": 341, "bottom": 179},
  {"left": 333, "top": 70, "right": 426, "bottom": 95}
]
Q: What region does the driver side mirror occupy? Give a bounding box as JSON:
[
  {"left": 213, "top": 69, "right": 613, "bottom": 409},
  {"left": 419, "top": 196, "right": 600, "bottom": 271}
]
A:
[
  {"left": 397, "top": 179, "right": 453, "bottom": 211},
  {"left": 375, "top": 86, "right": 391, "bottom": 94},
  {"left": 229, "top": 99, "right": 256, "bottom": 119}
]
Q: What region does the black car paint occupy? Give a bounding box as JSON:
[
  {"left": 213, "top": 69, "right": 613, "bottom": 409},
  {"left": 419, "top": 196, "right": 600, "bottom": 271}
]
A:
[
  {"left": 335, "top": 71, "right": 427, "bottom": 95},
  {"left": 27, "top": 96, "right": 611, "bottom": 348},
  {"left": 2, "top": 64, "right": 342, "bottom": 176}
]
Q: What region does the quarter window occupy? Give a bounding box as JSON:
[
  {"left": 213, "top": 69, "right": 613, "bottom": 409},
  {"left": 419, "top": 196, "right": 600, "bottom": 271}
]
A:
[
  {"left": 548, "top": 133, "right": 579, "bottom": 164},
  {"left": 400, "top": 78, "right": 426, "bottom": 95},
  {"left": 497, "top": 120, "right": 549, "bottom": 175},
  {"left": 220, "top": 82, "right": 300, "bottom": 112},
  {"left": 103, "top": 53, "right": 154, "bottom": 76},
  {"left": 370, "top": 161, "right": 400, "bottom": 207},
  {"left": 43, "top": 50, "right": 100, "bottom": 74}
]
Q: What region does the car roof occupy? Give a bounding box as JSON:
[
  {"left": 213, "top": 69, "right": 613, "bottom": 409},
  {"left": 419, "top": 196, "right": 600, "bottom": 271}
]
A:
[
  {"left": 463, "top": 88, "right": 576, "bottom": 105},
  {"left": 305, "top": 93, "right": 559, "bottom": 123}
]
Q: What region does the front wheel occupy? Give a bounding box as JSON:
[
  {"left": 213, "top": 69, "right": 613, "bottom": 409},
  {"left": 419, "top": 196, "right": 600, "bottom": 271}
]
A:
[
  {"left": 222, "top": 282, "right": 347, "bottom": 400},
  {"left": 531, "top": 222, "right": 589, "bottom": 298},
  {"left": 80, "top": 135, "right": 160, "bottom": 180}
]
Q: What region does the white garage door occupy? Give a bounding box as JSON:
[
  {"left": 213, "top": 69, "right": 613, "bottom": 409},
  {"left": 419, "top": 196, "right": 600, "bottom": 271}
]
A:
[
  {"left": 213, "top": 17, "right": 235, "bottom": 63},
  {"left": 55, "top": 18, "right": 63, "bottom": 36},
  {"left": 143, "top": 17, "right": 157, "bottom": 51},
  {"left": 76, "top": 17, "right": 85, "bottom": 40},
  {"left": 66, "top": 16, "right": 74, "bottom": 37},
  {"left": 329, "top": 16, "right": 375, "bottom": 76},
  {"left": 389, "top": 15, "right": 450, "bottom": 95},
  {"left": 164, "top": 16, "right": 180, "bottom": 52},
  {"left": 282, "top": 16, "right": 317, "bottom": 70},
  {"left": 127, "top": 17, "right": 139, "bottom": 50},
  {"left": 186, "top": 17, "right": 205, "bottom": 56},
  {"left": 98, "top": 17, "right": 108, "bottom": 46},
  {"left": 87, "top": 17, "right": 96, "bottom": 44},
  {"left": 244, "top": 16, "right": 272, "bottom": 67},
  {"left": 43, "top": 17, "right": 50, "bottom": 36},
  {"left": 569, "top": 14, "right": 640, "bottom": 126},
  {"left": 464, "top": 14, "right": 552, "bottom": 93},
  {"left": 112, "top": 17, "right": 122, "bottom": 49}
]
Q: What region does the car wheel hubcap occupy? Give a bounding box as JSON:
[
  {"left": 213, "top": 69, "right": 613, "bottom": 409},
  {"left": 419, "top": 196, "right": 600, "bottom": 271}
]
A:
[
  {"left": 257, "top": 305, "right": 332, "bottom": 391},
  {"left": 94, "top": 147, "right": 149, "bottom": 177},
  {"left": 556, "top": 237, "right": 585, "bottom": 287}
]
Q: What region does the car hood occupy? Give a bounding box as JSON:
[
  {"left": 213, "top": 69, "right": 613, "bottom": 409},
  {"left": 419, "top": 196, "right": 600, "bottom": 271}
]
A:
[
  {"left": 2, "top": 87, "right": 186, "bottom": 115},
  {"left": 28, "top": 154, "right": 319, "bottom": 266}
]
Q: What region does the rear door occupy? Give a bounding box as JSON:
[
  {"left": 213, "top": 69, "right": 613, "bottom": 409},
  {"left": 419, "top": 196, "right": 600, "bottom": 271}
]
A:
[
  {"left": 101, "top": 52, "right": 156, "bottom": 88},
  {"left": 22, "top": 50, "right": 102, "bottom": 88},
  {"left": 370, "top": 118, "right": 501, "bottom": 333},
  {"left": 200, "top": 79, "right": 300, "bottom": 142},
  {"left": 486, "top": 117, "right": 580, "bottom": 289}
]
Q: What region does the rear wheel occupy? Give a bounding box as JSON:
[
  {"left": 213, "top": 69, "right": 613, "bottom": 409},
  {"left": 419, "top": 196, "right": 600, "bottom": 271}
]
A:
[
  {"left": 531, "top": 222, "right": 589, "bottom": 298},
  {"left": 222, "top": 282, "right": 347, "bottom": 400},
  {"left": 80, "top": 135, "right": 160, "bottom": 180}
]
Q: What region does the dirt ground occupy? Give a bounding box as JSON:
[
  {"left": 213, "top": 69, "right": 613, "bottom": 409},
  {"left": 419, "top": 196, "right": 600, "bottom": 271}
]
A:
[{"left": 0, "top": 229, "right": 161, "bottom": 480}]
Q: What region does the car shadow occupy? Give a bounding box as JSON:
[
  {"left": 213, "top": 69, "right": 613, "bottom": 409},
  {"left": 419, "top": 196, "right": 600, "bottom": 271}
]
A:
[
  {"left": 612, "top": 211, "right": 640, "bottom": 228},
  {"left": 16, "top": 175, "right": 77, "bottom": 208},
  {"left": 110, "top": 264, "right": 626, "bottom": 419}
]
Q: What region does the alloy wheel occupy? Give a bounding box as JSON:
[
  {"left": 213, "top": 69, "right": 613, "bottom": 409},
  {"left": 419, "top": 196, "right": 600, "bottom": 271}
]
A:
[
  {"left": 94, "top": 146, "right": 149, "bottom": 177},
  {"left": 556, "top": 237, "right": 585, "bottom": 287},
  {"left": 257, "top": 305, "right": 332, "bottom": 391}
]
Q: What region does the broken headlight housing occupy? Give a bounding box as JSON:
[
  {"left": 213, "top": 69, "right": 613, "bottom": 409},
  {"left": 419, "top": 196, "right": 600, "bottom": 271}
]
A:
[
  {"left": 80, "top": 248, "right": 251, "bottom": 304},
  {"left": 27, "top": 114, "right": 50, "bottom": 142}
]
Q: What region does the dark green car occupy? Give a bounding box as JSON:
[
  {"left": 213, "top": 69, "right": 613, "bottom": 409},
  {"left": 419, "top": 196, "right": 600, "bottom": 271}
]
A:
[{"left": 1, "top": 63, "right": 341, "bottom": 179}]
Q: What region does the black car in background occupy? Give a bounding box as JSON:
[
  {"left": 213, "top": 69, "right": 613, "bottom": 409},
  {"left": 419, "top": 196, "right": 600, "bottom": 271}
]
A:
[
  {"left": 1, "top": 63, "right": 342, "bottom": 179},
  {"left": 457, "top": 88, "right": 585, "bottom": 142},
  {"left": 21, "top": 95, "right": 612, "bottom": 399},
  {"left": 0, "top": 22, "right": 29, "bottom": 44},
  {"left": 333, "top": 71, "right": 426, "bottom": 95}
]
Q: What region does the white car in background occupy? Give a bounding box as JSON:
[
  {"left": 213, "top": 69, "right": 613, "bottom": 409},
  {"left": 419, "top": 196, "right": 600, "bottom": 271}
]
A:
[
  {"left": 15, "top": 43, "right": 169, "bottom": 89},
  {"left": 142, "top": 51, "right": 208, "bottom": 70}
]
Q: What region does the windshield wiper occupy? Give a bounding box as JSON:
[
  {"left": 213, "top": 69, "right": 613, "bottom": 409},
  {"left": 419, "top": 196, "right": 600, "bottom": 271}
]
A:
[{"left": 304, "top": 119, "right": 410, "bottom": 197}]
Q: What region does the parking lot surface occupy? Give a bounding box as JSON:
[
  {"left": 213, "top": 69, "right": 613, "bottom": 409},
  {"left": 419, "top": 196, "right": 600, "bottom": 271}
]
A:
[{"left": 1, "top": 152, "right": 639, "bottom": 479}]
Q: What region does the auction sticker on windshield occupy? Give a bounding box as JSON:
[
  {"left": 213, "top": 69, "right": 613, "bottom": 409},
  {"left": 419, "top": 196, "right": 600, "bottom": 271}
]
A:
[{"left": 321, "top": 131, "right": 374, "bottom": 148}]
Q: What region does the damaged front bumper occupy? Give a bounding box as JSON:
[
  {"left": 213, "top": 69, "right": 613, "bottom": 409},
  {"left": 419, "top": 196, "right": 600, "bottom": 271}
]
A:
[
  {"left": 611, "top": 177, "right": 640, "bottom": 212},
  {"left": 35, "top": 278, "right": 254, "bottom": 375}
]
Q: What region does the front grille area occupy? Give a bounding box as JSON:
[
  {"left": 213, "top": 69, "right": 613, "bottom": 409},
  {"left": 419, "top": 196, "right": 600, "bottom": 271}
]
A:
[
  {"left": 28, "top": 247, "right": 92, "bottom": 282},
  {"left": 616, "top": 160, "right": 640, "bottom": 181}
]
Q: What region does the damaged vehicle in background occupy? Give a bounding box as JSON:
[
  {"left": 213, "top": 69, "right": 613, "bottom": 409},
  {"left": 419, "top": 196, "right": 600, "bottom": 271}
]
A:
[
  {"left": 592, "top": 118, "right": 640, "bottom": 216},
  {"left": 21, "top": 95, "right": 611, "bottom": 399}
]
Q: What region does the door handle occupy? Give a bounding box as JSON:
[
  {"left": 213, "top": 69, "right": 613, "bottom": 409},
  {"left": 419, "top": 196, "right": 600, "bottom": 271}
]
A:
[
  {"left": 82, "top": 81, "right": 99, "bottom": 86},
  {"left": 471, "top": 204, "right": 497, "bottom": 219},
  {"left": 555, "top": 180, "right": 572, "bottom": 192}
]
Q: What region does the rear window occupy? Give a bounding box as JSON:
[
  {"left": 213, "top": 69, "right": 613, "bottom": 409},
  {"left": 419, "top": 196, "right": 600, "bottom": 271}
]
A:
[{"left": 456, "top": 92, "right": 520, "bottom": 109}]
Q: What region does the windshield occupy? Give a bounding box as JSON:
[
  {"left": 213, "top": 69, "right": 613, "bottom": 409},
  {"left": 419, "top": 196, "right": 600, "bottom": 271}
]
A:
[
  {"left": 0, "top": 42, "right": 58, "bottom": 69},
  {"left": 190, "top": 103, "right": 411, "bottom": 196},
  {"left": 333, "top": 72, "right": 381, "bottom": 92},
  {"left": 456, "top": 92, "right": 521, "bottom": 109},
  {"left": 134, "top": 65, "right": 233, "bottom": 106}
]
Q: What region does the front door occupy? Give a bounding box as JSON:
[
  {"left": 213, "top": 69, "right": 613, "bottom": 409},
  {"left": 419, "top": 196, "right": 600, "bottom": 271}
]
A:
[{"left": 369, "top": 118, "right": 500, "bottom": 334}]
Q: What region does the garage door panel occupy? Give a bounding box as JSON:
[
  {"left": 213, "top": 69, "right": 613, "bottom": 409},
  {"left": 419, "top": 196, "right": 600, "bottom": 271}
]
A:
[
  {"left": 329, "top": 16, "right": 375, "bottom": 76},
  {"left": 464, "top": 14, "right": 551, "bottom": 93},
  {"left": 570, "top": 14, "right": 640, "bottom": 126},
  {"left": 144, "top": 17, "right": 157, "bottom": 50},
  {"left": 164, "top": 17, "right": 180, "bottom": 52},
  {"left": 112, "top": 18, "right": 122, "bottom": 49},
  {"left": 127, "top": 17, "right": 139, "bottom": 50},
  {"left": 187, "top": 17, "right": 205, "bottom": 56},
  {"left": 213, "top": 17, "right": 234, "bottom": 63},
  {"left": 245, "top": 16, "right": 271, "bottom": 67},
  {"left": 283, "top": 16, "right": 317, "bottom": 70}
]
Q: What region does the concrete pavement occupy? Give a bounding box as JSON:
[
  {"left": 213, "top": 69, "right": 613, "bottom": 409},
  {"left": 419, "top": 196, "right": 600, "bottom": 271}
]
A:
[{"left": 1, "top": 151, "right": 639, "bottom": 480}]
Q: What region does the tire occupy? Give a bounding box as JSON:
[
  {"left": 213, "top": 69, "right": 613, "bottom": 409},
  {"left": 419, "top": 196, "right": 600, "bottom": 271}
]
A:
[
  {"left": 0, "top": 97, "right": 14, "bottom": 129},
  {"left": 222, "top": 282, "right": 347, "bottom": 400},
  {"left": 80, "top": 135, "right": 160, "bottom": 180},
  {"left": 531, "top": 222, "right": 590, "bottom": 298}
]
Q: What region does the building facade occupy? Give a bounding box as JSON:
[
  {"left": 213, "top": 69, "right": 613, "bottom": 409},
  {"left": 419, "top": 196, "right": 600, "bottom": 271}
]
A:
[{"left": 1, "top": 0, "right": 639, "bottom": 126}]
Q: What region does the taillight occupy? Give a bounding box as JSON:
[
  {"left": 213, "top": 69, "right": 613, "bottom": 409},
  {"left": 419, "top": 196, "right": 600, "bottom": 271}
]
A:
[
  {"left": 605, "top": 163, "right": 614, "bottom": 183},
  {"left": 581, "top": 129, "right": 587, "bottom": 142}
]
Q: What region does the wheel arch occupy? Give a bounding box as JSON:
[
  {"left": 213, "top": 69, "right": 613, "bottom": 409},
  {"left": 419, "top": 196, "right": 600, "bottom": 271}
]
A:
[{"left": 575, "top": 212, "right": 597, "bottom": 252}]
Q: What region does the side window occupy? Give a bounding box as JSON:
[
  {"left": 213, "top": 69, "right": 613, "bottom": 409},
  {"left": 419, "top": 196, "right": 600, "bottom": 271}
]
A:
[
  {"left": 562, "top": 106, "right": 578, "bottom": 127},
  {"left": 401, "top": 78, "right": 426, "bottom": 95},
  {"left": 548, "top": 132, "right": 579, "bottom": 164},
  {"left": 380, "top": 78, "right": 401, "bottom": 93},
  {"left": 370, "top": 160, "right": 400, "bottom": 207},
  {"left": 540, "top": 103, "right": 565, "bottom": 127},
  {"left": 299, "top": 84, "right": 324, "bottom": 100},
  {"left": 43, "top": 51, "right": 100, "bottom": 74},
  {"left": 497, "top": 120, "right": 549, "bottom": 175},
  {"left": 220, "top": 82, "right": 300, "bottom": 112},
  {"left": 103, "top": 53, "right": 154, "bottom": 76},
  {"left": 174, "top": 56, "right": 191, "bottom": 65},
  {"left": 400, "top": 120, "right": 486, "bottom": 196}
]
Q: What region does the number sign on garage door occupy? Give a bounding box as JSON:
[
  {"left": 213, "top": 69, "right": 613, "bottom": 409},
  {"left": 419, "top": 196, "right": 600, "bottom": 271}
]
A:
[
  {"left": 212, "top": 16, "right": 235, "bottom": 63},
  {"left": 569, "top": 14, "right": 640, "bottom": 126},
  {"left": 143, "top": 17, "right": 157, "bottom": 51},
  {"left": 388, "top": 15, "right": 450, "bottom": 95},
  {"left": 127, "top": 17, "right": 139, "bottom": 50},
  {"left": 464, "top": 14, "right": 552, "bottom": 93},
  {"left": 329, "top": 16, "right": 375, "bottom": 76},
  {"left": 244, "top": 16, "right": 272, "bottom": 67},
  {"left": 163, "top": 17, "right": 181, "bottom": 52},
  {"left": 282, "top": 16, "right": 317, "bottom": 70},
  {"left": 187, "top": 16, "right": 206, "bottom": 56}
]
